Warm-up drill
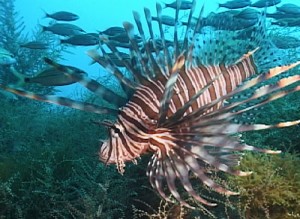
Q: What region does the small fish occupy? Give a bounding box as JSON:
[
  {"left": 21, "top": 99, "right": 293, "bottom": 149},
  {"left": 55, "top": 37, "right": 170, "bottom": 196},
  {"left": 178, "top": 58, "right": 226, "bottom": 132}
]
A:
[
  {"left": 43, "top": 10, "right": 79, "bottom": 21},
  {"left": 90, "top": 52, "right": 131, "bottom": 67},
  {"left": 0, "top": 48, "right": 16, "bottom": 65},
  {"left": 234, "top": 8, "right": 260, "bottom": 20},
  {"left": 41, "top": 23, "right": 85, "bottom": 36},
  {"left": 276, "top": 3, "right": 300, "bottom": 15},
  {"left": 99, "top": 27, "right": 126, "bottom": 36},
  {"left": 19, "top": 41, "right": 49, "bottom": 49},
  {"left": 271, "top": 18, "right": 300, "bottom": 27},
  {"left": 60, "top": 33, "right": 99, "bottom": 46},
  {"left": 100, "top": 32, "right": 142, "bottom": 44},
  {"left": 108, "top": 40, "right": 132, "bottom": 49},
  {"left": 202, "top": 11, "right": 258, "bottom": 30},
  {"left": 163, "top": 0, "right": 193, "bottom": 10},
  {"left": 271, "top": 35, "right": 300, "bottom": 49},
  {"left": 266, "top": 11, "right": 294, "bottom": 19},
  {"left": 141, "top": 38, "right": 174, "bottom": 53},
  {"left": 24, "top": 65, "right": 87, "bottom": 86},
  {"left": 219, "top": 0, "right": 251, "bottom": 9},
  {"left": 152, "top": 15, "right": 178, "bottom": 26},
  {"left": 251, "top": 0, "right": 281, "bottom": 8}
]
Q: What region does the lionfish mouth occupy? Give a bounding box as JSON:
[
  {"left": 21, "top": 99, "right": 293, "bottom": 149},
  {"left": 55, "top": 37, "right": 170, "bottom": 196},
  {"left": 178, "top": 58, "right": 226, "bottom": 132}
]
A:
[{"left": 1, "top": 0, "right": 300, "bottom": 209}]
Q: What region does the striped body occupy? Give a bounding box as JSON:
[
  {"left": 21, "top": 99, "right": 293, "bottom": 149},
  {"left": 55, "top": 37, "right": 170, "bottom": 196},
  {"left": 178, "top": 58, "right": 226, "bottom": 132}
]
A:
[{"left": 100, "top": 56, "right": 258, "bottom": 170}]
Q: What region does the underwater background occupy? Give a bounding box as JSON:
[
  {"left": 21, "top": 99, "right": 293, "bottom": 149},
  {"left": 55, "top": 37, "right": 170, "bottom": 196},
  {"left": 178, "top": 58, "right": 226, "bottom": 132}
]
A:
[{"left": 1, "top": 0, "right": 300, "bottom": 218}]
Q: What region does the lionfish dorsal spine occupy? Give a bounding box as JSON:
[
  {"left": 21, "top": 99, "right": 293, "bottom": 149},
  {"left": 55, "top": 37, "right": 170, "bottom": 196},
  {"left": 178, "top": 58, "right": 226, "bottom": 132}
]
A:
[
  {"left": 182, "top": 0, "right": 197, "bottom": 60},
  {"left": 156, "top": 2, "right": 172, "bottom": 73},
  {"left": 158, "top": 54, "right": 185, "bottom": 125},
  {"left": 173, "top": 0, "right": 181, "bottom": 58},
  {"left": 123, "top": 21, "right": 152, "bottom": 81},
  {"left": 132, "top": 11, "right": 160, "bottom": 80},
  {"left": 86, "top": 49, "right": 136, "bottom": 93}
]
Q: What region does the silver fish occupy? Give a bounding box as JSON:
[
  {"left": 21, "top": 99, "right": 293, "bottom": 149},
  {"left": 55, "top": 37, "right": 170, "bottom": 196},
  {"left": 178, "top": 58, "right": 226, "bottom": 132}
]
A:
[
  {"left": 251, "top": 0, "right": 281, "bottom": 8},
  {"left": 60, "top": 33, "right": 99, "bottom": 46},
  {"left": 41, "top": 23, "right": 85, "bottom": 36},
  {"left": 219, "top": 0, "right": 251, "bottom": 9},
  {"left": 276, "top": 3, "right": 300, "bottom": 15},
  {"left": 271, "top": 18, "right": 300, "bottom": 27},
  {"left": 44, "top": 10, "right": 79, "bottom": 21},
  {"left": 163, "top": 0, "right": 193, "bottom": 10},
  {"left": 24, "top": 65, "right": 87, "bottom": 86},
  {"left": 234, "top": 8, "right": 260, "bottom": 20},
  {"left": 152, "top": 15, "right": 178, "bottom": 26},
  {"left": 0, "top": 48, "right": 16, "bottom": 65},
  {"left": 271, "top": 35, "right": 300, "bottom": 49},
  {"left": 99, "top": 27, "right": 126, "bottom": 36},
  {"left": 19, "top": 41, "right": 49, "bottom": 50},
  {"left": 88, "top": 51, "right": 131, "bottom": 67},
  {"left": 266, "top": 11, "right": 294, "bottom": 19},
  {"left": 100, "top": 32, "right": 142, "bottom": 44}
]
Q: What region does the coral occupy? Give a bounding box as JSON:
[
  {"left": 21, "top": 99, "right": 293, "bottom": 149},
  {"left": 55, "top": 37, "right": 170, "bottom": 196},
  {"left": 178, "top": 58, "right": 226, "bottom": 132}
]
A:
[{"left": 228, "top": 152, "right": 300, "bottom": 219}]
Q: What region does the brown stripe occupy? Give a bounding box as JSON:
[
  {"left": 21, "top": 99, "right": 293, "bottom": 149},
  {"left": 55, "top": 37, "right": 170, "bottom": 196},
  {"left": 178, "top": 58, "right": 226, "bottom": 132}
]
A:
[
  {"left": 199, "top": 65, "right": 217, "bottom": 103},
  {"left": 120, "top": 110, "right": 149, "bottom": 133},
  {"left": 178, "top": 68, "right": 197, "bottom": 111},
  {"left": 220, "top": 64, "right": 232, "bottom": 93}
]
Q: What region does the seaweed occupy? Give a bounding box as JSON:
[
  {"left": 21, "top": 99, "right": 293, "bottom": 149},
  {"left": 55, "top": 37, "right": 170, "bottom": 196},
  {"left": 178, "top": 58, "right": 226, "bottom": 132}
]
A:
[{"left": 228, "top": 152, "right": 300, "bottom": 219}]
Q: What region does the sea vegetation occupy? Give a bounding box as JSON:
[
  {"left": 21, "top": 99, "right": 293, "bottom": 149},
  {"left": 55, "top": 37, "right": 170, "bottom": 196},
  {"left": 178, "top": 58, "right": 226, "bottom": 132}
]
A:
[
  {"left": 1, "top": 0, "right": 300, "bottom": 219},
  {"left": 228, "top": 152, "right": 300, "bottom": 219}
]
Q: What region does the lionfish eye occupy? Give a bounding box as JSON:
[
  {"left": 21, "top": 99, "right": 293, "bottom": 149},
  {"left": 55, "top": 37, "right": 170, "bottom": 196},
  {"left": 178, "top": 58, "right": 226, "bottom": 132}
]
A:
[{"left": 114, "top": 127, "right": 121, "bottom": 134}]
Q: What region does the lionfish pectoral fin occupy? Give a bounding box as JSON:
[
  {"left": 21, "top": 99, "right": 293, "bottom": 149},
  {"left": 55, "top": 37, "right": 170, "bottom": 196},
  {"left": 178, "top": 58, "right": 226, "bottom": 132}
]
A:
[
  {"left": 169, "top": 151, "right": 218, "bottom": 207},
  {"left": 146, "top": 154, "right": 174, "bottom": 203},
  {"left": 63, "top": 72, "right": 128, "bottom": 107},
  {"left": 162, "top": 155, "right": 196, "bottom": 209},
  {"left": 0, "top": 85, "right": 118, "bottom": 114}
]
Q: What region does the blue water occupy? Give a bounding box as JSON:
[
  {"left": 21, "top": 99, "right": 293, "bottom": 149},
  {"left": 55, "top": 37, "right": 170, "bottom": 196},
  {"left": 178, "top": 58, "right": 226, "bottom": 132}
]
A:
[{"left": 14, "top": 0, "right": 297, "bottom": 96}]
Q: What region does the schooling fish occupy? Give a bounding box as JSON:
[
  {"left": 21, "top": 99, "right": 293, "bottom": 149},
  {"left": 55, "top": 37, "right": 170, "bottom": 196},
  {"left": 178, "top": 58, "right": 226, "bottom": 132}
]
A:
[
  {"left": 276, "top": 3, "right": 300, "bottom": 15},
  {"left": 19, "top": 41, "right": 49, "bottom": 50},
  {"left": 234, "top": 8, "right": 260, "bottom": 20},
  {"left": 60, "top": 33, "right": 99, "bottom": 46},
  {"left": 251, "top": 0, "right": 281, "bottom": 8},
  {"left": 271, "top": 18, "right": 300, "bottom": 27},
  {"left": 24, "top": 64, "right": 87, "bottom": 86},
  {"left": 99, "top": 26, "right": 126, "bottom": 36},
  {"left": 0, "top": 48, "right": 16, "bottom": 65},
  {"left": 88, "top": 50, "right": 131, "bottom": 67},
  {"left": 43, "top": 10, "right": 79, "bottom": 21},
  {"left": 163, "top": 0, "right": 193, "bottom": 10},
  {"left": 41, "top": 23, "right": 85, "bottom": 36},
  {"left": 219, "top": 0, "right": 251, "bottom": 9},
  {"left": 152, "top": 15, "right": 178, "bottom": 26},
  {"left": 1, "top": 0, "right": 300, "bottom": 209},
  {"left": 266, "top": 11, "right": 294, "bottom": 19}
]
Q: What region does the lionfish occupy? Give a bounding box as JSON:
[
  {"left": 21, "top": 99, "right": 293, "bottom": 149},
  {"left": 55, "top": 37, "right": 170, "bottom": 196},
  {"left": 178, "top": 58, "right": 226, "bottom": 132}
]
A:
[{"left": 1, "top": 0, "right": 300, "bottom": 208}]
